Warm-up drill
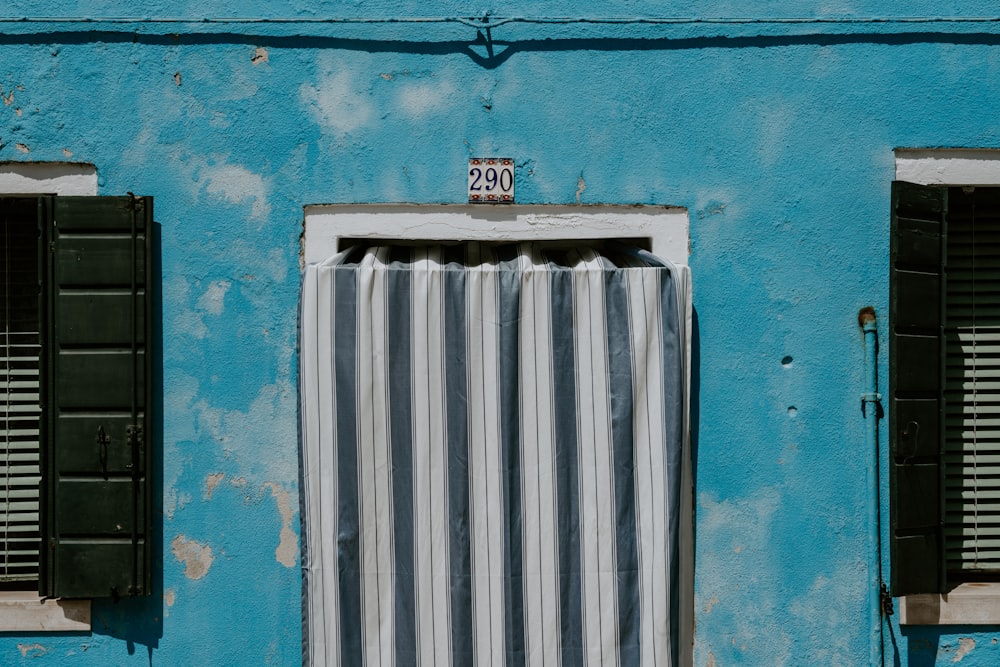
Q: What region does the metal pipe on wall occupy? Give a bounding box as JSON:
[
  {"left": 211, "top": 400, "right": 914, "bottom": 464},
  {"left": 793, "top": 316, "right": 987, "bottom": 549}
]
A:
[{"left": 859, "top": 306, "right": 885, "bottom": 667}]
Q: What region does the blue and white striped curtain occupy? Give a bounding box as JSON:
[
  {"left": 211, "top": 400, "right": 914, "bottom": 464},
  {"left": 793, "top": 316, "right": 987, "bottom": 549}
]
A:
[{"left": 300, "top": 242, "right": 690, "bottom": 667}]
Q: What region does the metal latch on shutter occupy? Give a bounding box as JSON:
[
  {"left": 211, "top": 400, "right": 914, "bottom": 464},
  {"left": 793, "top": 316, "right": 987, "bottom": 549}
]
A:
[
  {"left": 126, "top": 425, "right": 142, "bottom": 471},
  {"left": 96, "top": 425, "right": 111, "bottom": 479}
]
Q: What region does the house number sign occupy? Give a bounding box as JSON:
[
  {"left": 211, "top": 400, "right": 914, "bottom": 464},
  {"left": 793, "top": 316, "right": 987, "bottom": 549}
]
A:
[{"left": 468, "top": 158, "right": 514, "bottom": 203}]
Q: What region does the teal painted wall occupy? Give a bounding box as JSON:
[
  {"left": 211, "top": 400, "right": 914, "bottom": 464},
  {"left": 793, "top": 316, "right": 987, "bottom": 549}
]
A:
[{"left": 2, "top": 3, "right": 1000, "bottom": 664}]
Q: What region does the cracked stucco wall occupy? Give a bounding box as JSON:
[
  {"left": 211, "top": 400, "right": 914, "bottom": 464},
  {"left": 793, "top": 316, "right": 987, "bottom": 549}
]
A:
[{"left": 2, "top": 1, "right": 1000, "bottom": 665}]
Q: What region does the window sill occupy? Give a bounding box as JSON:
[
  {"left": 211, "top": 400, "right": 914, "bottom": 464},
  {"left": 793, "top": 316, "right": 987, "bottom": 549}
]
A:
[
  {"left": 901, "top": 583, "right": 1000, "bottom": 625},
  {"left": 0, "top": 592, "right": 90, "bottom": 632}
]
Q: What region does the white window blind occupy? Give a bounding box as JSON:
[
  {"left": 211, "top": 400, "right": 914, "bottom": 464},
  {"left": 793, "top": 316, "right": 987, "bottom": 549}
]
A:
[
  {"left": 945, "top": 192, "right": 1000, "bottom": 576},
  {"left": 0, "top": 201, "right": 41, "bottom": 583}
]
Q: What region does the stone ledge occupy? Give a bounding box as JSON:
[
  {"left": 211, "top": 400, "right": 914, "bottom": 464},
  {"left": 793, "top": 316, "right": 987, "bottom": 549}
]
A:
[
  {"left": 0, "top": 592, "right": 90, "bottom": 632},
  {"left": 901, "top": 583, "right": 1000, "bottom": 625}
]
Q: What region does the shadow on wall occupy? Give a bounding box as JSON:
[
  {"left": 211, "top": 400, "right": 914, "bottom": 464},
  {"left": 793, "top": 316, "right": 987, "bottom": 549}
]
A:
[
  {"left": 893, "top": 622, "right": 994, "bottom": 666},
  {"left": 2, "top": 29, "right": 1000, "bottom": 70},
  {"left": 88, "top": 221, "right": 164, "bottom": 660},
  {"left": 690, "top": 307, "right": 701, "bottom": 554}
]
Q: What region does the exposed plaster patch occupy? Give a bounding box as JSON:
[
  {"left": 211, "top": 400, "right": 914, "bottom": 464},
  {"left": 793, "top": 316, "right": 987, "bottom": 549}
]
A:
[
  {"left": 163, "top": 589, "right": 175, "bottom": 607},
  {"left": 705, "top": 596, "right": 719, "bottom": 614},
  {"left": 196, "top": 280, "right": 232, "bottom": 316},
  {"left": 300, "top": 69, "right": 373, "bottom": 136},
  {"left": 173, "top": 72, "right": 181, "bottom": 86},
  {"left": 575, "top": 175, "right": 587, "bottom": 204},
  {"left": 231, "top": 476, "right": 247, "bottom": 488},
  {"left": 164, "top": 487, "right": 193, "bottom": 520},
  {"left": 265, "top": 482, "right": 298, "bottom": 567},
  {"left": 252, "top": 47, "right": 269, "bottom": 65},
  {"left": 953, "top": 638, "right": 976, "bottom": 662},
  {"left": 62, "top": 148, "right": 72, "bottom": 157},
  {"left": 3, "top": 91, "right": 13, "bottom": 106},
  {"left": 205, "top": 473, "right": 225, "bottom": 500},
  {"left": 171, "top": 535, "right": 214, "bottom": 580},
  {"left": 15, "top": 143, "right": 29, "bottom": 153},
  {"left": 17, "top": 643, "right": 47, "bottom": 658},
  {"left": 705, "top": 652, "right": 716, "bottom": 667},
  {"left": 380, "top": 73, "right": 392, "bottom": 80},
  {"left": 15, "top": 108, "right": 22, "bottom": 117}
]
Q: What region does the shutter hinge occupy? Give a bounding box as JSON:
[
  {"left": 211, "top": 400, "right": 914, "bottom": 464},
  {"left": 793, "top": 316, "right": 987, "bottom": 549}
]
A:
[
  {"left": 880, "top": 582, "right": 894, "bottom": 616},
  {"left": 125, "top": 426, "right": 142, "bottom": 470}
]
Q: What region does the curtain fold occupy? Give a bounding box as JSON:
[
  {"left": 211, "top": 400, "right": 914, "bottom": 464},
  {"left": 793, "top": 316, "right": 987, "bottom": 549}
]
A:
[{"left": 301, "top": 242, "right": 689, "bottom": 667}]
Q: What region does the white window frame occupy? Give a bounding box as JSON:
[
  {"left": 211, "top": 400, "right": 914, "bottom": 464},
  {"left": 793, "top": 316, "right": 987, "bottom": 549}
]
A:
[
  {"left": 0, "top": 162, "right": 95, "bottom": 632},
  {"left": 895, "top": 149, "right": 1000, "bottom": 625}
]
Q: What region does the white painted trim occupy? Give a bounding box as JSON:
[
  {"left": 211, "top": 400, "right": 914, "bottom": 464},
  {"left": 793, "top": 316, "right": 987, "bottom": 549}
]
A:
[
  {"left": 0, "top": 162, "right": 97, "bottom": 195},
  {"left": 894, "top": 149, "right": 1000, "bottom": 626},
  {"left": 0, "top": 162, "right": 96, "bottom": 632},
  {"left": 0, "top": 593, "right": 90, "bottom": 632},
  {"left": 900, "top": 584, "right": 1000, "bottom": 625},
  {"left": 303, "top": 204, "right": 689, "bottom": 266},
  {"left": 895, "top": 149, "right": 1000, "bottom": 185}
]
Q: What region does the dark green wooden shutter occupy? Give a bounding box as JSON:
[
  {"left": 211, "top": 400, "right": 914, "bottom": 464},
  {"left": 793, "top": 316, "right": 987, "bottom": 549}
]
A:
[
  {"left": 890, "top": 181, "right": 946, "bottom": 595},
  {"left": 41, "top": 196, "right": 152, "bottom": 598}
]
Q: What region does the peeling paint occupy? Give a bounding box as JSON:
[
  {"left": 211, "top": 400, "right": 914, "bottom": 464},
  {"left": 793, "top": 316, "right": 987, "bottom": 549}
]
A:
[
  {"left": 697, "top": 201, "right": 728, "bottom": 219},
  {"left": 706, "top": 652, "right": 716, "bottom": 667},
  {"left": 265, "top": 482, "right": 297, "bottom": 568},
  {"left": 300, "top": 66, "right": 373, "bottom": 136},
  {"left": 198, "top": 161, "right": 271, "bottom": 220},
  {"left": 205, "top": 473, "right": 225, "bottom": 500},
  {"left": 954, "top": 637, "right": 976, "bottom": 662},
  {"left": 174, "top": 72, "right": 181, "bottom": 86},
  {"left": 2, "top": 91, "right": 13, "bottom": 106},
  {"left": 15, "top": 143, "right": 29, "bottom": 153},
  {"left": 231, "top": 476, "right": 248, "bottom": 488},
  {"left": 197, "top": 280, "right": 231, "bottom": 315},
  {"left": 61, "top": 148, "right": 72, "bottom": 157},
  {"left": 575, "top": 175, "right": 586, "bottom": 203},
  {"left": 397, "top": 78, "right": 456, "bottom": 118},
  {"left": 252, "top": 47, "right": 269, "bottom": 65},
  {"left": 705, "top": 596, "right": 719, "bottom": 614},
  {"left": 171, "top": 535, "right": 215, "bottom": 580},
  {"left": 17, "top": 643, "right": 47, "bottom": 658}
]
